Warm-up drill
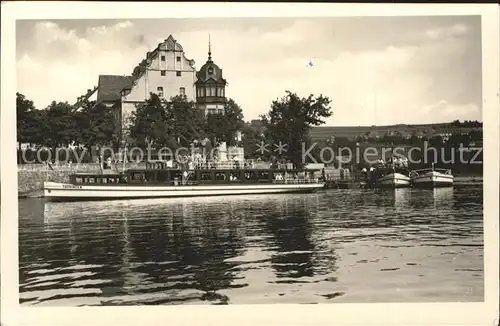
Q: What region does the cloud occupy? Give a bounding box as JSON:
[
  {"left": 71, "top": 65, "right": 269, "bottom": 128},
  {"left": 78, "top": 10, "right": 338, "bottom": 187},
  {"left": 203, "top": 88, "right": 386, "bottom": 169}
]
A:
[{"left": 16, "top": 17, "right": 481, "bottom": 126}]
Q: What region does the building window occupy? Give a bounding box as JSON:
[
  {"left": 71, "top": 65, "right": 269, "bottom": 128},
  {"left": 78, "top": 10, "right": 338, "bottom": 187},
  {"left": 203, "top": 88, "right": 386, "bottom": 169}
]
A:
[
  {"left": 161, "top": 70, "right": 166, "bottom": 76},
  {"left": 176, "top": 56, "right": 181, "bottom": 62},
  {"left": 161, "top": 55, "right": 166, "bottom": 61},
  {"left": 180, "top": 87, "right": 185, "bottom": 96},
  {"left": 176, "top": 71, "right": 181, "bottom": 77},
  {"left": 157, "top": 86, "right": 164, "bottom": 97}
]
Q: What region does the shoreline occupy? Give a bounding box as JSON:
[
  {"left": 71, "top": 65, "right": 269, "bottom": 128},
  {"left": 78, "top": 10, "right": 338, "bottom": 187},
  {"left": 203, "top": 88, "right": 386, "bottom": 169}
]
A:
[{"left": 17, "top": 176, "right": 483, "bottom": 199}]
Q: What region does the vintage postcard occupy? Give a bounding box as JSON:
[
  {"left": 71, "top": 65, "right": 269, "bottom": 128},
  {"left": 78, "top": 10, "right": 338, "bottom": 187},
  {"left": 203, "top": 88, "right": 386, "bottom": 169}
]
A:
[{"left": 1, "top": 2, "right": 499, "bottom": 326}]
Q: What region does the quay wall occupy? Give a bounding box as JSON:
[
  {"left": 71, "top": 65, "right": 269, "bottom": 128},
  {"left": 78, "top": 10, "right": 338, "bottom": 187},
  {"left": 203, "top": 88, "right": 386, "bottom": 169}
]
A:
[
  {"left": 17, "top": 161, "right": 271, "bottom": 194},
  {"left": 17, "top": 163, "right": 145, "bottom": 194}
]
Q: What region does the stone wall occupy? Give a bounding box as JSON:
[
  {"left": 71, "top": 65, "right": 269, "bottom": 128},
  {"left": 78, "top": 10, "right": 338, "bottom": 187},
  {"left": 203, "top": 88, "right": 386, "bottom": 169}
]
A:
[{"left": 17, "top": 163, "right": 145, "bottom": 194}]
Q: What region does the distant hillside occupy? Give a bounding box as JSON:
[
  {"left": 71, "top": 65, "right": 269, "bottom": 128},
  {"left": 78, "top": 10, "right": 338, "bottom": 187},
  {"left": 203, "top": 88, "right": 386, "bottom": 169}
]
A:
[{"left": 309, "top": 122, "right": 482, "bottom": 141}]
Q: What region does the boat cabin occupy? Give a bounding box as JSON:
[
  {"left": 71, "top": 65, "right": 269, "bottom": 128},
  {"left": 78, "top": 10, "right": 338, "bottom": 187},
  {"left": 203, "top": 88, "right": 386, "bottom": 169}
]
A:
[{"left": 69, "top": 162, "right": 320, "bottom": 186}]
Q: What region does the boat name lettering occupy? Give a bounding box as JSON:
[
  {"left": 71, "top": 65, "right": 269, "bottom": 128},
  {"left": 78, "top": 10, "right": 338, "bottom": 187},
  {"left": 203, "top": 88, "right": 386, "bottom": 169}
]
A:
[{"left": 63, "top": 185, "right": 82, "bottom": 189}]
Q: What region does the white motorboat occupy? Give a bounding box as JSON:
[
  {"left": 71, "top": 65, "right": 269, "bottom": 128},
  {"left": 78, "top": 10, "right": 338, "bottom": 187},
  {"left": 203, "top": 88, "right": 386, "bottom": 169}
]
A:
[
  {"left": 376, "top": 172, "right": 411, "bottom": 188},
  {"left": 410, "top": 167, "right": 454, "bottom": 188}
]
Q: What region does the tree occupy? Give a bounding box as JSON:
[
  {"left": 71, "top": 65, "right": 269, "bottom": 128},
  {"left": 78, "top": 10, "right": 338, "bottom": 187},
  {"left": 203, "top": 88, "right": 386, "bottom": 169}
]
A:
[
  {"left": 222, "top": 98, "right": 245, "bottom": 146},
  {"left": 167, "top": 94, "right": 205, "bottom": 148},
  {"left": 16, "top": 93, "right": 44, "bottom": 146},
  {"left": 129, "top": 93, "right": 171, "bottom": 150},
  {"left": 241, "top": 123, "right": 263, "bottom": 160},
  {"left": 203, "top": 98, "right": 245, "bottom": 147},
  {"left": 205, "top": 113, "right": 227, "bottom": 145},
  {"left": 74, "top": 101, "right": 116, "bottom": 151},
  {"left": 42, "top": 101, "right": 78, "bottom": 150},
  {"left": 260, "top": 91, "right": 332, "bottom": 168}
]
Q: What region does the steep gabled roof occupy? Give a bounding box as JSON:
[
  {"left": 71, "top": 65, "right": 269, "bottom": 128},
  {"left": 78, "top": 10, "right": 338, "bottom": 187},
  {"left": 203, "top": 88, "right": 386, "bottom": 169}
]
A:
[
  {"left": 96, "top": 75, "right": 134, "bottom": 103},
  {"left": 80, "top": 35, "right": 195, "bottom": 106}
]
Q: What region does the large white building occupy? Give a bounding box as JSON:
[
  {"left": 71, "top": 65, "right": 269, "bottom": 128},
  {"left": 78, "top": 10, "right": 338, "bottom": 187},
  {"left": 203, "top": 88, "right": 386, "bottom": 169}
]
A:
[
  {"left": 74, "top": 35, "right": 204, "bottom": 140},
  {"left": 72, "top": 34, "right": 242, "bottom": 160}
]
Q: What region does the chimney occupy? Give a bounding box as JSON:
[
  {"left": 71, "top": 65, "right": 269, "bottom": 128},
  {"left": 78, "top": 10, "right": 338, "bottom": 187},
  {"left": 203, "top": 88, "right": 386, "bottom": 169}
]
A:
[{"left": 87, "top": 89, "right": 91, "bottom": 93}]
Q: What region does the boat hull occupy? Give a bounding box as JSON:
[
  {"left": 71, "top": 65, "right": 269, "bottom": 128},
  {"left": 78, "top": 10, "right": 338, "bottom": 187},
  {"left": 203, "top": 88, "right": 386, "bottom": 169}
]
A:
[
  {"left": 376, "top": 173, "right": 411, "bottom": 188},
  {"left": 43, "top": 181, "right": 325, "bottom": 201},
  {"left": 411, "top": 171, "right": 454, "bottom": 188}
]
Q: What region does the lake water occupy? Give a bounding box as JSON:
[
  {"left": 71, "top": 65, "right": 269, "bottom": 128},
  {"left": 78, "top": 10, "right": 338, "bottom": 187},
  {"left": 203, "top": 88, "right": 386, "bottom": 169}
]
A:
[{"left": 18, "top": 186, "right": 484, "bottom": 306}]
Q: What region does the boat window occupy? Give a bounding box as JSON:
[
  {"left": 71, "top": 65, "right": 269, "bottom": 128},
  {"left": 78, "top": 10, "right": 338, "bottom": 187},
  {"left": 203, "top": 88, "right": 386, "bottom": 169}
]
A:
[
  {"left": 145, "top": 171, "right": 156, "bottom": 182},
  {"left": 132, "top": 172, "right": 144, "bottom": 181},
  {"left": 257, "top": 171, "right": 269, "bottom": 180},
  {"left": 75, "top": 177, "right": 83, "bottom": 184},
  {"left": 272, "top": 172, "right": 284, "bottom": 181},
  {"left": 230, "top": 172, "right": 241, "bottom": 181},
  {"left": 200, "top": 172, "right": 212, "bottom": 181},
  {"left": 88, "top": 178, "right": 95, "bottom": 184},
  {"left": 215, "top": 172, "right": 226, "bottom": 181},
  {"left": 102, "top": 178, "right": 108, "bottom": 184},
  {"left": 157, "top": 171, "right": 169, "bottom": 182},
  {"left": 172, "top": 171, "right": 183, "bottom": 180},
  {"left": 244, "top": 171, "right": 256, "bottom": 180}
]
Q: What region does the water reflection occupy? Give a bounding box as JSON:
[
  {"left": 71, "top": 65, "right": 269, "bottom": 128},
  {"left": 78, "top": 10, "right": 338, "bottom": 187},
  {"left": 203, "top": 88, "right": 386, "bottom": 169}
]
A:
[
  {"left": 432, "top": 188, "right": 454, "bottom": 207},
  {"left": 391, "top": 188, "right": 411, "bottom": 209},
  {"left": 19, "top": 186, "right": 484, "bottom": 305}
]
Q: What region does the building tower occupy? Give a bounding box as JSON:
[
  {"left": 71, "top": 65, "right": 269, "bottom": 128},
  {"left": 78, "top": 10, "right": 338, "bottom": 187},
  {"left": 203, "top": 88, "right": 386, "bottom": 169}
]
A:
[{"left": 195, "top": 36, "right": 227, "bottom": 116}]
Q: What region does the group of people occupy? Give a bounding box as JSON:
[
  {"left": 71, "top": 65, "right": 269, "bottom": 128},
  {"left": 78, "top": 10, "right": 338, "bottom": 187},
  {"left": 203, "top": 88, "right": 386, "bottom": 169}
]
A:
[
  {"left": 360, "top": 156, "right": 410, "bottom": 180},
  {"left": 96, "top": 156, "right": 113, "bottom": 170}
]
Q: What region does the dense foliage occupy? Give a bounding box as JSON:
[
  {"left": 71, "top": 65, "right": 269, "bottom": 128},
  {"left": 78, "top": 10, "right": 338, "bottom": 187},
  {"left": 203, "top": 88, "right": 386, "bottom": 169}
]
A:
[
  {"left": 260, "top": 91, "right": 333, "bottom": 168},
  {"left": 16, "top": 91, "right": 483, "bottom": 174}
]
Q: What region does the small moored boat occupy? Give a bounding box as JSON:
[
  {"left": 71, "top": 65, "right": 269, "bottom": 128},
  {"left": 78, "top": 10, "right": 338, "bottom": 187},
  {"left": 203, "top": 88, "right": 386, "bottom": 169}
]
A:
[
  {"left": 410, "top": 165, "right": 454, "bottom": 188},
  {"left": 366, "top": 156, "right": 411, "bottom": 189},
  {"left": 43, "top": 161, "right": 325, "bottom": 201},
  {"left": 376, "top": 171, "right": 411, "bottom": 188}
]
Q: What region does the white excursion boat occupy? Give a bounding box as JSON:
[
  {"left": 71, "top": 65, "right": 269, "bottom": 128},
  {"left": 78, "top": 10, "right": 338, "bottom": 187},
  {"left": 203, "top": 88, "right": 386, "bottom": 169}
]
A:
[
  {"left": 376, "top": 172, "right": 411, "bottom": 188},
  {"left": 43, "top": 162, "right": 325, "bottom": 201},
  {"left": 410, "top": 166, "right": 454, "bottom": 188}
]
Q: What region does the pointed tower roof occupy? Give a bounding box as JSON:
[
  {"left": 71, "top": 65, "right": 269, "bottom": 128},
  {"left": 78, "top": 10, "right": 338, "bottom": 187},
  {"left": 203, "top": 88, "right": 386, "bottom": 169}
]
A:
[{"left": 196, "top": 35, "right": 226, "bottom": 85}]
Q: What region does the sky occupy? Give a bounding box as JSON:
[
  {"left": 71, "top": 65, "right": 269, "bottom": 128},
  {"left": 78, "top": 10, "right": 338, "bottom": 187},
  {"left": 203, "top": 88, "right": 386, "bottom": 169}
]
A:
[{"left": 16, "top": 16, "right": 482, "bottom": 126}]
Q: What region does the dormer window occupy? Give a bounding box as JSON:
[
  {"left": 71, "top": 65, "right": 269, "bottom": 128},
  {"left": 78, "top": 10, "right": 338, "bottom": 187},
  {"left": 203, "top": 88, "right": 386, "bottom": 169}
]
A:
[
  {"left": 180, "top": 87, "right": 186, "bottom": 96},
  {"left": 208, "top": 67, "right": 214, "bottom": 75},
  {"left": 157, "top": 87, "right": 164, "bottom": 97}
]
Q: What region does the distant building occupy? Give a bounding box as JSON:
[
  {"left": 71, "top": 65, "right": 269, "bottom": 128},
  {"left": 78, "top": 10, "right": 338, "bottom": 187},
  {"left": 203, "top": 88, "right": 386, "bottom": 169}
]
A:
[{"left": 309, "top": 123, "right": 482, "bottom": 142}]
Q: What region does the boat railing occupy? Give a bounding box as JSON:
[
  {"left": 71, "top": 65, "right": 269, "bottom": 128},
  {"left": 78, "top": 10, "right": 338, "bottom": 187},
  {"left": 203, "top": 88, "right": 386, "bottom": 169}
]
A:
[
  {"left": 191, "top": 160, "right": 258, "bottom": 170},
  {"left": 272, "top": 178, "right": 320, "bottom": 184},
  {"left": 411, "top": 168, "right": 452, "bottom": 176}
]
